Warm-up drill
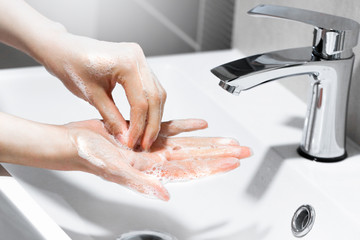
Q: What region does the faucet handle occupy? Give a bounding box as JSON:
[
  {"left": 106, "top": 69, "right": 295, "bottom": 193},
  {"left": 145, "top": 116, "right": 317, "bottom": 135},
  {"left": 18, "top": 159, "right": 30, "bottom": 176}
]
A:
[{"left": 248, "top": 4, "right": 360, "bottom": 59}]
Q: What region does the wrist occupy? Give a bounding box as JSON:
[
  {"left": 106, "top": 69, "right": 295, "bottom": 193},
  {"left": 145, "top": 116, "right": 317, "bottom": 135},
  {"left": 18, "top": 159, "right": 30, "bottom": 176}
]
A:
[
  {"left": 0, "top": 0, "right": 68, "bottom": 60},
  {"left": 0, "top": 0, "right": 68, "bottom": 64},
  {"left": 25, "top": 22, "right": 69, "bottom": 67},
  {"left": 41, "top": 125, "right": 83, "bottom": 171},
  {"left": 0, "top": 113, "right": 82, "bottom": 171}
]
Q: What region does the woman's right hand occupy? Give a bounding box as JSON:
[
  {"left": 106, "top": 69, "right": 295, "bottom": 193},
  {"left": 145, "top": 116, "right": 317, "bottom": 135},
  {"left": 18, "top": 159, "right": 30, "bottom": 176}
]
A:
[
  {"left": 0, "top": 113, "right": 251, "bottom": 201},
  {"left": 65, "top": 119, "right": 252, "bottom": 201}
]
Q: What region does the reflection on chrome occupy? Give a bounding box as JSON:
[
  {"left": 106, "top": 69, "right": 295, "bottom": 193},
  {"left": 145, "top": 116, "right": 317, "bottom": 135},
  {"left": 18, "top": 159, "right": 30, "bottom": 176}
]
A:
[{"left": 212, "top": 4, "right": 360, "bottom": 162}]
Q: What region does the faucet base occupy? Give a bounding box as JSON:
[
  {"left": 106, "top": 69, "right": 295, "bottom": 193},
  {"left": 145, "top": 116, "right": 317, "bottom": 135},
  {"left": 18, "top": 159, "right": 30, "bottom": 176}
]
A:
[{"left": 297, "top": 147, "right": 347, "bottom": 163}]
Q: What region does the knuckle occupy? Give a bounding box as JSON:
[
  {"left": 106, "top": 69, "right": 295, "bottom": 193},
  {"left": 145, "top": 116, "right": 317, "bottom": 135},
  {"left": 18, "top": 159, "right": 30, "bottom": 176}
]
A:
[
  {"left": 123, "top": 57, "right": 138, "bottom": 73},
  {"left": 128, "top": 42, "right": 143, "bottom": 54},
  {"left": 161, "top": 90, "right": 167, "bottom": 102},
  {"left": 134, "top": 98, "right": 149, "bottom": 112},
  {"left": 149, "top": 93, "right": 161, "bottom": 106},
  {"left": 124, "top": 43, "right": 144, "bottom": 61}
]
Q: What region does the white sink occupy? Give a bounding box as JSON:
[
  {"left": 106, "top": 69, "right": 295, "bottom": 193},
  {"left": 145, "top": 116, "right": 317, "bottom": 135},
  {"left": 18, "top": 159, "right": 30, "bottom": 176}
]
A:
[
  {"left": 1, "top": 50, "right": 360, "bottom": 239},
  {"left": 0, "top": 176, "right": 71, "bottom": 240}
]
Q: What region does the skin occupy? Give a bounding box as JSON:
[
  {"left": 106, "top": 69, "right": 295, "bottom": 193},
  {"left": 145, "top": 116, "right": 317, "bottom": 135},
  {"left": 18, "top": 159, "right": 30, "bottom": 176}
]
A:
[
  {"left": 0, "top": 113, "right": 251, "bottom": 201},
  {"left": 0, "top": 0, "right": 165, "bottom": 150},
  {"left": 0, "top": 0, "right": 253, "bottom": 200}
]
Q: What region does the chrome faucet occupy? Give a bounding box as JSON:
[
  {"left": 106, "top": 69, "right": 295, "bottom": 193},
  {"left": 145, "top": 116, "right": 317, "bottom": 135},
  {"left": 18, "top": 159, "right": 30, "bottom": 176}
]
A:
[{"left": 211, "top": 5, "right": 360, "bottom": 162}]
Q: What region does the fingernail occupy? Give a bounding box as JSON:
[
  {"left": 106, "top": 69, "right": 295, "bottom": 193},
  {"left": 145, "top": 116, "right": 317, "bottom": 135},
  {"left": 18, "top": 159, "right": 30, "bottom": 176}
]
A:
[
  {"left": 115, "top": 133, "right": 126, "bottom": 145},
  {"left": 158, "top": 189, "right": 170, "bottom": 201},
  {"left": 191, "top": 119, "right": 208, "bottom": 129},
  {"left": 141, "top": 139, "right": 149, "bottom": 151},
  {"left": 142, "top": 137, "right": 155, "bottom": 151},
  {"left": 242, "top": 146, "right": 253, "bottom": 158},
  {"left": 152, "top": 185, "right": 170, "bottom": 201},
  {"left": 124, "top": 132, "right": 135, "bottom": 149},
  {"left": 127, "top": 141, "right": 134, "bottom": 149},
  {"left": 229, "top": 146, "right": 253, "bottom": 158},
  {"left": 143, "top": 144, "right": 150, "bottom": 152}
]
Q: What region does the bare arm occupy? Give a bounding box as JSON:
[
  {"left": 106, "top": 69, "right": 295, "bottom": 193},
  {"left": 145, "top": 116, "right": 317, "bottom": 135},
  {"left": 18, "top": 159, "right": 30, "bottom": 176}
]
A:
[
  {"left": 0, "top": 112, "right": 79, "bottom": 170},
  {"left": 0, "top": 0, "right": 66, "bottom": 59},
  {"left": 0, "top": 0, "right": 166, "bottom": 150},
  {"left": 0, "top": 112, "right": 251, "bottom": 201}
]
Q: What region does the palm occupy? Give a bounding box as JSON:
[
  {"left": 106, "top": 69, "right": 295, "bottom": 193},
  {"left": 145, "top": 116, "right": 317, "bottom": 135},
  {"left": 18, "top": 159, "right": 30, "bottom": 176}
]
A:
[{"left": 66, "top": 119, "right": 250, "bottom": 201}]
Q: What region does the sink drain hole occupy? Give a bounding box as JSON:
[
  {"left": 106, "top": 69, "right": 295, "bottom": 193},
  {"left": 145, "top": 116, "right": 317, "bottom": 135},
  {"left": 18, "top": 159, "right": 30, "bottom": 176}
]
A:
[
  {"left": 291, "top": 205, "right": 315, "bottom": 238},
  {"left": 117, "top": 230, "right": 177, "bottom": 240}
]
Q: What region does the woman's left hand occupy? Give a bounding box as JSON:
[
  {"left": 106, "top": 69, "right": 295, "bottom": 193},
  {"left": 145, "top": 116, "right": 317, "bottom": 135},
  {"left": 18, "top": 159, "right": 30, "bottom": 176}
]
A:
[{"left": 41, "top": 35, "right": 166, "bottom": 151}]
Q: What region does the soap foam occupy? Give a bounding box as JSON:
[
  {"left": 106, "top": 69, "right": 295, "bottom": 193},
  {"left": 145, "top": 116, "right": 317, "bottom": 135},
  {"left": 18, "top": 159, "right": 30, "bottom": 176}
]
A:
[
  {"left": 76, "top": 136, "right": 106, "bottom": 168},
  {"left": 127, "top": 182, "right": 162, "bottom": 200},
  {"left": 64, "top": 64, "right": 90, "bottom": 101},
  {"left": 85, "top": 55, "right": 116, "bottom": 79},
  {"left": 143, "top": 158, "right": 212, "bottom": 184},
  {"left": 216, "top": 138, "right": 239, "bottom": 146}
]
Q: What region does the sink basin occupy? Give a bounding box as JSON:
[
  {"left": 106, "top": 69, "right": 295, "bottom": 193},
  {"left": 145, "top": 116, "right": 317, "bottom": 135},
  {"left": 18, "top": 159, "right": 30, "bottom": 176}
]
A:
[
  {"left": 0, "top": 176, "right": 71, "bottom": 240},
  {"left": 1, "top": 50, "right": 360, "bottom": 239}
]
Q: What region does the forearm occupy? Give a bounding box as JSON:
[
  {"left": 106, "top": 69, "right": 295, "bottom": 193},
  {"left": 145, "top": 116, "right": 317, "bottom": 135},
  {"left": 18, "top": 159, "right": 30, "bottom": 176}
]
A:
[
  {"left": 0, "top": 0, "right": 67, "bottom": 64},
  {"left": 0, "top": 112, "right": 81, "bottom": 171}
]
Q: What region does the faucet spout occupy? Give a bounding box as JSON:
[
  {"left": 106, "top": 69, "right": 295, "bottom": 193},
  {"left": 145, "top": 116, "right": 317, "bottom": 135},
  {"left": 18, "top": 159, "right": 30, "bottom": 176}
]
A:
[
  {"left": 212, "top": 47, "right": 319, "bottom": 95},
  {"left": 211, "top": 47, "right": 355, "bottom": 161},
  {"left": 211, "top": 4, "right": 360, "bottom": 162}
]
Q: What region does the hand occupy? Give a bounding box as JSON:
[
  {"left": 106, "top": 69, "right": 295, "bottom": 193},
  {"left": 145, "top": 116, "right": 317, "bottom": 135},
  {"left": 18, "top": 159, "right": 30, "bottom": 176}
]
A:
[
  {"left": 0, "top": 0, "right": 165, "bottom": 150},
  {"left": 41, "top": 35, "right": 166, "bottom": 150},
  {"left": 66, "top": 119, "right": 252, "bottom": 201}
]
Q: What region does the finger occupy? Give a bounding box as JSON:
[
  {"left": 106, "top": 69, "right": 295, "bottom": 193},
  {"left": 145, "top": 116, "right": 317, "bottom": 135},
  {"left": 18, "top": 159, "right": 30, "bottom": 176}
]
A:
[
  {"left": 105, "top": 163, "right": 170, "bottom": 201},
  {"left": 119, "top": 45, "right": 156, "bottom": 149},
  {"left": 162, "top": 137, "right": 240, "bottom": 149},
  {"left": 91, "top": 90, "right": 128, "bottom": 142},
  {"left": 141, "top": 71, "right": 167, "bottom": 150},
  {"left": 120, "top": 66, "right": 149, "bottom": 149},
  {"left": 153, "top": 72, "right": 167, "bottom": 119},
  {"left": 154, "top": 157, "right": 241, "bottom": 181},
  {"left": 164, "top": 146, "right": 252, "bottom": 161},
  {"left": 159, "top": 119, "right": 208, "bottom": 137},
  {"left": 140, "top": 68, "right": 163, "bottom": 150}
]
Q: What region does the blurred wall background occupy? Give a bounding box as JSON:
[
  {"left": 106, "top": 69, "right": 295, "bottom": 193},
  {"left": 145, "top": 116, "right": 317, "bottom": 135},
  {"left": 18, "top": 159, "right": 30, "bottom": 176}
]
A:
[
  {"left": 233, "top": 0, "right": 360, "bottom": 145},
  {"left": 5, "top": 0, "right": 360, "bottom": 146},
  {"left": 0, "top": 0, "right": 234, "bottom": 68}
]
